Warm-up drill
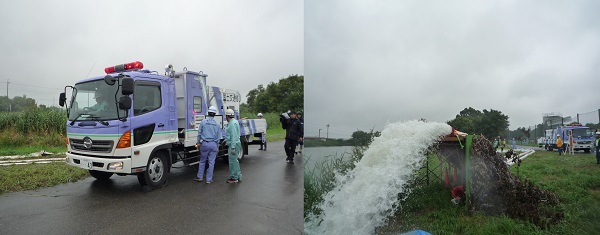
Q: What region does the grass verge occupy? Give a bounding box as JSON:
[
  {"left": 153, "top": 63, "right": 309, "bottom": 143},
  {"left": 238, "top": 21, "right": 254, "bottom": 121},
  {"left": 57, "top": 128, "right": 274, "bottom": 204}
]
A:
[
  {"left": 0, "top": 162, "right": 88, "bottom": 195},
  {"left": 377, "top": 150, "right": 600, "bottom": 234}
]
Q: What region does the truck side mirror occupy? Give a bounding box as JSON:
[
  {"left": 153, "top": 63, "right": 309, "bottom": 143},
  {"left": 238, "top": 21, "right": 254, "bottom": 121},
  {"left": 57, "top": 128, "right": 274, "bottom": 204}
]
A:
[
  {"left": 59, "top": 93, "right": 66, "bottom": 107},
  {"left": 121, "top": 77, "right": 134, "bottom": 95},
  {"left": 104, "top": 75, "right": 116, "bottom": 86},
  {"left": 119, "top": 96, "right": 132, "bottom": 110}
]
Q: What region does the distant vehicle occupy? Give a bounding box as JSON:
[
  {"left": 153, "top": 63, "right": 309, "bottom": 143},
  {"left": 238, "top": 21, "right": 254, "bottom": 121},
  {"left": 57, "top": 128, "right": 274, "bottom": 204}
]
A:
[
  {"left": 537, "top": 137, "right": 545, "bottom": 148},
  {"left": 543, "top": 124, "right": 594, "bottom": 153},
  {"left": 58, "top": 61, "right": 267, "bottom": 189}
]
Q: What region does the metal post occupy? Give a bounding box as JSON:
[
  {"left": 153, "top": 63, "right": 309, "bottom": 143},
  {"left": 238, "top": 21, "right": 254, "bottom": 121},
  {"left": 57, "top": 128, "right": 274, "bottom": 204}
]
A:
[
  {"left": 326, "top": 124, "right": 329, "bottom": 140},
  {"left": 577, "top": 113, "right": 579, "bottom": 124},
  {"left": 426, "top": 157, "right": 429, "bottom": 186},
  {"left": 465, "top": 135, "right": 473, "bottom": 210},
  {"left": 318, "top": 129, "right": 322, "bottom": 139}
]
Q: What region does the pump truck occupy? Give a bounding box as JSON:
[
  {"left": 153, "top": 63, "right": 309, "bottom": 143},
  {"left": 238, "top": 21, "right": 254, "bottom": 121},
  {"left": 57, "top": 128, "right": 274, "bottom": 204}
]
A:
[{"left": 59, "top": 61, "right": 266, "bottom": 189}]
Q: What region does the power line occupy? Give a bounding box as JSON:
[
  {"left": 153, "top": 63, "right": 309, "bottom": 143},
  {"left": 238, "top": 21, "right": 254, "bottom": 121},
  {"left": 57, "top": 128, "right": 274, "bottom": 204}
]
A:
[{"left": 7, "top": 82, "right": 62, "bottom": 90}]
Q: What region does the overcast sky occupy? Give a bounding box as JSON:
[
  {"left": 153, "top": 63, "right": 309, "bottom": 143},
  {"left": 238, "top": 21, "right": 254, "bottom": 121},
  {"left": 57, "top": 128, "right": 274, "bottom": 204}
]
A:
[
  {"left": 305, "top": 0, "right": 600, "bottom": 138},
  {"left": 0, "top": 0, "right": 302, "bottom": 107}
]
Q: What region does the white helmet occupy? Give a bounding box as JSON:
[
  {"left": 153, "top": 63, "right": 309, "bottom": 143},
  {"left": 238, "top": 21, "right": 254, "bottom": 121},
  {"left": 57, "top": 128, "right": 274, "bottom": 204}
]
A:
[
  {"left": 596, "top": 132, "right": 600, "bottom": 135},
  {"left": 226, "top": 109, "right": 235, "bottom": 117},
  {"left": 208, "top": 106, "right": 217, "bottom": 114},
  {"left": 257, "top": 113, "right": 263, "bottom": 117}
]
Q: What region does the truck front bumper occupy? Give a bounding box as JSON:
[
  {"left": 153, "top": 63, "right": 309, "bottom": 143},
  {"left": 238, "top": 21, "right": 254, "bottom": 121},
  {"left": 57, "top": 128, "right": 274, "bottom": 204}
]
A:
[{"left": 66, "top": 152, "right": 135, "bottom": 174}]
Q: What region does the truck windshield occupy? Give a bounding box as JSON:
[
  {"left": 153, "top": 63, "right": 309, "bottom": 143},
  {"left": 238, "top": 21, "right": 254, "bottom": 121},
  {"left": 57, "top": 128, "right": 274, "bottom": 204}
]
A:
[
  {"left": 571, "top": 128, "right": 593, "bottom": 138},
  {"left": 68, "top": 79, "right": 125, "bottom": 121}
]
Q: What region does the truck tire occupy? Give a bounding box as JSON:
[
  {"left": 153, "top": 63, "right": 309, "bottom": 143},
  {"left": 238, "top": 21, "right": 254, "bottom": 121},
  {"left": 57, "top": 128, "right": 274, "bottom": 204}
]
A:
[
  {"left": 140, "top": 151, "right": 168, "bottom": 189},
  {"left": 221, "top": 144, "right": 245, "bottom": 163},
  {"left": 584, "top": 149, "right": 591, "bottom": 154},
  {"left": 237, "top": 143, "right": 245, "bottom": 162},
  {"left": 89, "top": 170, "right": 113, "bottom": 180}
]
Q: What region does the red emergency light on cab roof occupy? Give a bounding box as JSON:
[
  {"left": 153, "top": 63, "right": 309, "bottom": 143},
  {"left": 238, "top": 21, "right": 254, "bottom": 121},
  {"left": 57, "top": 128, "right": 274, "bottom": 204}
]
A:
[{"left": 104, "top": 61, "right": 144, "bottom": 74}]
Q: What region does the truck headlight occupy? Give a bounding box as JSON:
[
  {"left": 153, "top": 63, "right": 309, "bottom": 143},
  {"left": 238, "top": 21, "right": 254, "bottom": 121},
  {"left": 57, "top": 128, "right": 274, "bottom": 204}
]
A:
[{"left": 108, "top": 162, "right": 123, "bottom": 171}]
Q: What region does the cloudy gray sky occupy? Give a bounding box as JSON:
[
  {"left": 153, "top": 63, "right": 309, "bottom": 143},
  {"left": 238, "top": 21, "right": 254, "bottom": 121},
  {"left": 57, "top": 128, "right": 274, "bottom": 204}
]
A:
[
  {"left": 0, "top": 0, "right": 302, "bottom": 107},
  {"left": 306, "top": 0, "right": 600, "bottom": 138}
]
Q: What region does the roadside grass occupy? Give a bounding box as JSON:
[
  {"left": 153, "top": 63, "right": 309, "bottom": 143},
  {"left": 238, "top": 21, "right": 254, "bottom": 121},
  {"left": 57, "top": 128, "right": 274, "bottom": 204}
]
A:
[
  {"left": 0, "top": 162, "right": 88, "bottom": 195},
  {"left": 376, "top": 150, "right": 600, "bottom": 234}
]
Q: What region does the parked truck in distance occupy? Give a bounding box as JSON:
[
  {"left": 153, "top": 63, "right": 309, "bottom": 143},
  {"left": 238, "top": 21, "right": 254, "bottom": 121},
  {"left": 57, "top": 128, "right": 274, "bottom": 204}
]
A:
[
  {"left": 543, "top": 124, "right": 594, "bottom": 153},
  {"left": 59, "top": 61, "right": 266, "bottom": 189}
]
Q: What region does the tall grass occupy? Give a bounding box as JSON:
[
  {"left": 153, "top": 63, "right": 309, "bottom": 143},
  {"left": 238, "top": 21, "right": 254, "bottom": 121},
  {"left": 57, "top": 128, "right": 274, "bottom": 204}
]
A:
[{"left": 0, "top": 109, "right": 67, "bottom": 149}]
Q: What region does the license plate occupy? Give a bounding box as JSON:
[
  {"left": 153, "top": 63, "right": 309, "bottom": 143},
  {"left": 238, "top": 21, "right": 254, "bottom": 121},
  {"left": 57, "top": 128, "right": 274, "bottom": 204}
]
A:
[{"left": 81, "top": 159, "right": 93, "bottom": 169}]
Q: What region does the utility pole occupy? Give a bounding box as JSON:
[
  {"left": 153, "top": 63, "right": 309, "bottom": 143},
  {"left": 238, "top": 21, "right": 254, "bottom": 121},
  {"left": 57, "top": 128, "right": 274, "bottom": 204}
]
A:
[
  {"left": 6, "top": 79, "right": 9, "bottom": 112},
  {"left": 326, "top": 124, "right": 330, "bottom": 141},
  {"left": 318, "top": 129, "right": 322, "bottom": 139}
]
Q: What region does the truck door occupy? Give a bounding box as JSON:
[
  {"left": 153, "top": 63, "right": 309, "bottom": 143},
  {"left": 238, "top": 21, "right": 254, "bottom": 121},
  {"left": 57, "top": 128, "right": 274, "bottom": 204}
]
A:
[
  {"left": 129, "top": 79, "right": 167, "bottom": 167},
  {"left": 186, "top": 73, "right": 209, "bottom": 146}
]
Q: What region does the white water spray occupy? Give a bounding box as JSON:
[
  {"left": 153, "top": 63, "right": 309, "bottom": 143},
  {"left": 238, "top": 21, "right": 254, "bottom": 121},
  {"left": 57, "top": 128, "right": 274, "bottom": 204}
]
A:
[{"left": 305, "top": 121, "right": 452, "bottom": 235}]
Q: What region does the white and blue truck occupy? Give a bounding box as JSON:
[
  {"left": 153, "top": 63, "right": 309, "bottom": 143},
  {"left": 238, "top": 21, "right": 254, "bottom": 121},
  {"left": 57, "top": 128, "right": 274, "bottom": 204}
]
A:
[
  {"left": 59, "top": 61, "right": 266, "bottom": 189},
  {"left": 543, "top": 124, "right": 595, "bottom": 153}
]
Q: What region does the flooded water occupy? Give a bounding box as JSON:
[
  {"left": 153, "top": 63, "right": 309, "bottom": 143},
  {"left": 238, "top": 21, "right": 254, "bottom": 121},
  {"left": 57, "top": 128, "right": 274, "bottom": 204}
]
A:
[
  {"left": 303, "top": 146, "right": 354, "bottom": 169},
  {"left": 304, "top": 121, "right": 452, "bottom": 235}
]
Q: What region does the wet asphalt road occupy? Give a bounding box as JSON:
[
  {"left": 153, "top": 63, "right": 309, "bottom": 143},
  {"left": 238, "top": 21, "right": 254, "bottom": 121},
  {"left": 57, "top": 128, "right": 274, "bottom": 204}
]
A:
[{"left": 0, "top": 141, "right": 303, "bottom": 235}]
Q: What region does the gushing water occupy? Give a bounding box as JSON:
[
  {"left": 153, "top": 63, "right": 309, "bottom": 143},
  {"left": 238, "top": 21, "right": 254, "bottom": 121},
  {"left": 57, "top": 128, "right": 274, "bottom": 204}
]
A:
[{"left": 304, "top": 121, "right": 452, "bottom": 235}]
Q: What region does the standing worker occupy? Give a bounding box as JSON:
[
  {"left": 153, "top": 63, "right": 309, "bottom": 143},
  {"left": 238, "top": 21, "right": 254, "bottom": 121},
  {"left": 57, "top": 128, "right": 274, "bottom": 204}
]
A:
[
  {"left": 568, "top": 130, "right": 575, "bottom": 155},
  {"left": 257, "top": 113, "right": 267, "bottom": 151},
  {"left": 283, "top": 110, "right": 303, "bottom": 164},
  {"left": 493, "top": 138, "right": 499, "bottom": 152},
  {"left": 511, "top": 138, "right": 516, "bottom": 150},
  {"left": 225, "top": 109, "right": 242, "bottom": 183},
  {"left": 595, "top": 132, "right": 600, "bottom": 164},
  {"left": 194, "top": 106, "right": 221, "bottom": 184},
  {"left": 556, "top": 134, "right": 564, "bottom": 155}
]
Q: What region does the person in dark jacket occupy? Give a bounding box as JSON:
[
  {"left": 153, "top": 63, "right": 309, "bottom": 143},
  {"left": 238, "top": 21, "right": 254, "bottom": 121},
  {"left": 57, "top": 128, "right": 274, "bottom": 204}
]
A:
[
  {"left": 296, "top": 112, "right": 304, "bottom": 154},
  {"left": 282, "top": 110, "right": 303, "bottom": 164}
]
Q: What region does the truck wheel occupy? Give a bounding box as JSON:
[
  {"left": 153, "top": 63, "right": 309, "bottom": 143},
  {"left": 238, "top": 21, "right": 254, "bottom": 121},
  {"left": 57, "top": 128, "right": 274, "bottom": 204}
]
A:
[
  {"left": 141, "top": 151, "right": 168, "bottom": 189},
  {"left": 237, "top": 143, "right": 246, "bottom": 162},
  {"left": 584, "top": 149, "right": 591, "bottom": 154},
  {"left": 89, "top": 170, "right": 113, "bottom": 180}
]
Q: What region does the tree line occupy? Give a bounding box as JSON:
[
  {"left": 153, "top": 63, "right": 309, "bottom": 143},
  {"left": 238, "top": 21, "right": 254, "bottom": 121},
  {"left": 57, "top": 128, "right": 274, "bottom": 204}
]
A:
[
  {"left": 241, "top": 75, "right": 303, "bottom": 114},
  {"left": 0, "top": 95, "right": 40, "bottom": 112},
  {"left": 447, "top": 107, "right": 600, "bottom": 141}
]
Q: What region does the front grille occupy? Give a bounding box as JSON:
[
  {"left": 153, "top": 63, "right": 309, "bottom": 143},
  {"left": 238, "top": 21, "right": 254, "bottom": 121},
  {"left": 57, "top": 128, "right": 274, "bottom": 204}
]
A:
[
  {"left": 70, "top": 138, "right": 114, "bottom": 152},
  {"left": 577, "top": 141, "right": 592, "bottom": 144},
  {"left": 71, "top": 159, "right": 104, "bottom": 168}
]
